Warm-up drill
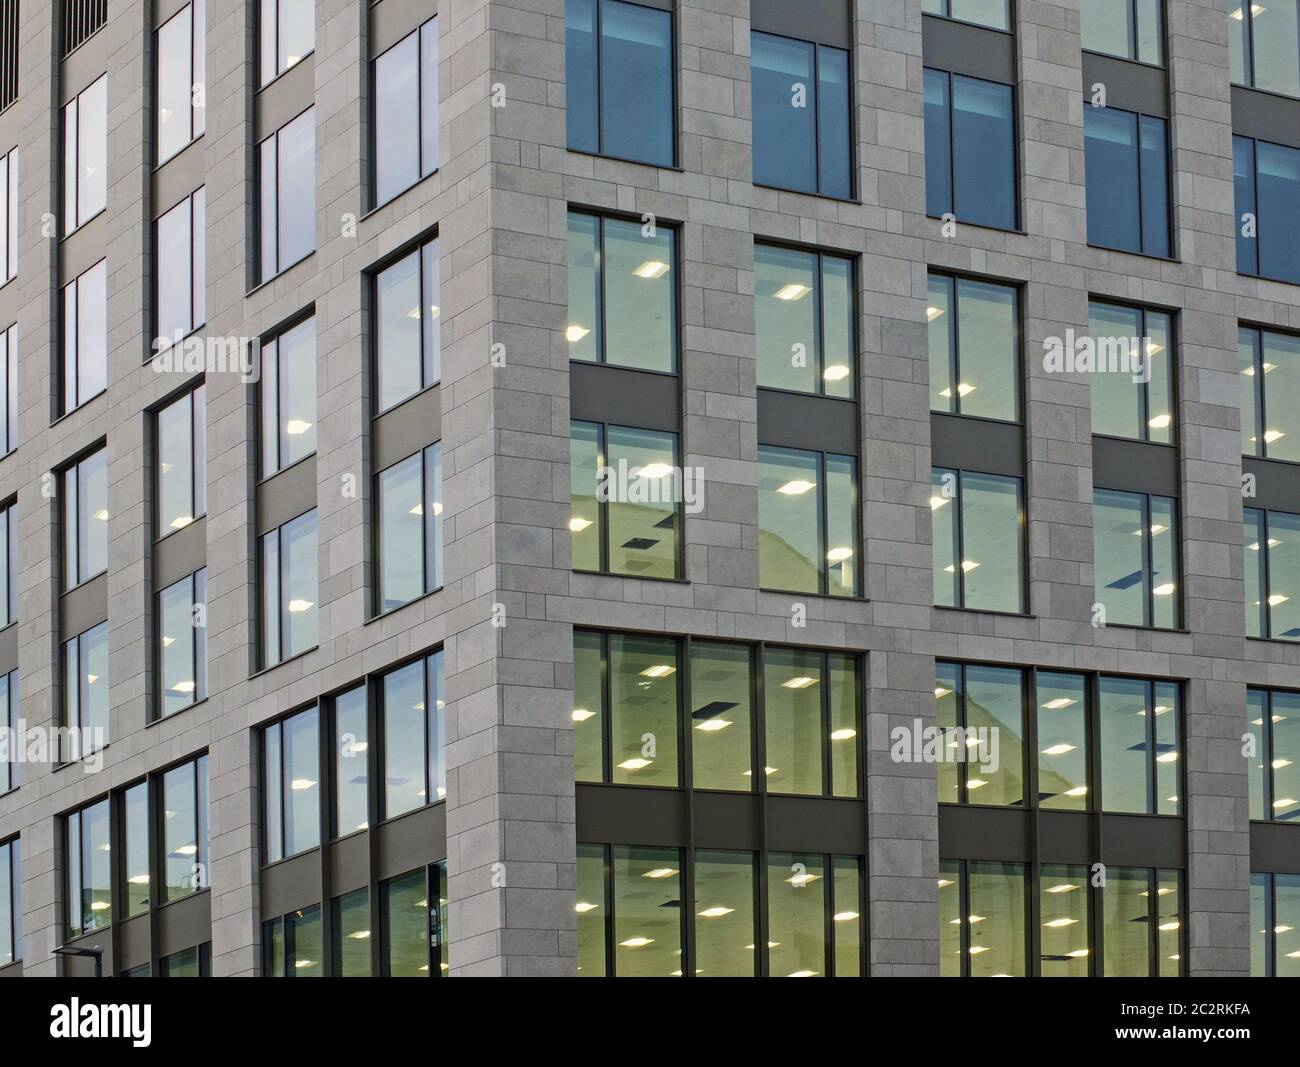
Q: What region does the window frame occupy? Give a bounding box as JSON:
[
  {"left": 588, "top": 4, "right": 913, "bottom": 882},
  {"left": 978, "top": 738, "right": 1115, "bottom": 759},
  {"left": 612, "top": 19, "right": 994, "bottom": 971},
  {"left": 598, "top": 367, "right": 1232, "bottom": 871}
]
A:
[
  {"left": 258, "top": 0, "right": 314, "bottom": 89},
  {"left": 0, "top": 145, "right": 16, "bottom": 284},
  {"left": 369, "top": 14, "right": 439, "bottom": 208},
  {"left": 153, "top": 382, "right": 207, "bottom": 542},
  {"left": 1086, "top": 298, "right": 1177, "bottom": 445},
  {"left": 258, "top": 311, "right": 317, "bottom": 481},
  {"left": 1091, "top": 486, "right": 1182, "bottom": 629},
  {"left": 0, "top": 321, "right": 15, "bottom": 456},
  {"left": 60, "top": 258, "right": 108, "bottom": 416},
  {"left": 373, "top": 441, "right": 443, "bottom": 616},
  {"left": 921, "top": 0, "right": 1013, "bottom": 33},
  {"left": 932, "top": 466, "right": 1028, "bottom": 614},
  {"left": 1083, "top": 104, "right": 1172, "bottom": 258},
  {"left": 0, "top": 835, "right": 19, "bottom": 968},
  {"left": 62, "top": 73, "right": 108, "bottom": 236},
  {"left": 154, "top": 0, "right": 206, "bottom": 166},
  {"left": 0, "top": 497, "right": 16, "bottom": 629},
  {"left": 154, "top": 567, "right": 207, "bottom": 720},
  {"left": 1079, "top": 0, "right": 1165, "bottom": 66},
  {"left": 257, "top": 106, "right": 316, "bottom": 282},
  {"left": 927, "top": 271, "right": 1023, "bottom": 424},
  {"left": 257, "top": 507, "right": 319, "bottom": 669},
  {"left": 61, "top": 446, "right": 109, "bottom": 591},
  {"left": 0, "top": 670, "right": 16, "bottom": 795},
  {"left": 153, "top": 187, "right": 206, "bottom": 350},
  {"left": 370, "top": 234, "right": 440, "bottom": 417}
]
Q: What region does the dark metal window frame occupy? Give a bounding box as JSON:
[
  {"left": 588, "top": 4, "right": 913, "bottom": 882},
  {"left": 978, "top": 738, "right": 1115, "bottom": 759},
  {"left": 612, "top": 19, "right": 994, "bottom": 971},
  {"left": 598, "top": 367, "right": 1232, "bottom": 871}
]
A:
[
  {"left": 0, "top": 668, "right": 15, "bottom": 794},
  {"left": 1091, "top": 485, "right": 1183, "bottom": 630},
  {"left": 62, "top": 0, "right": 108, "bottom": 59},
  {"left": 927, "top": 270, "right": 1023, "bottom": 424},
  {"left": 1080, "top": 0, "right": 1165, "bottom": 67},
  {"left": 372, "top": 441, "right": 443, "bottom": 617},
  {"left": 1233, "top": 133, "right": 1300, "bottom": 284},
  {"left": 59, "top": 443, "right": 108, "bottom": 591},
  {"left": 59, "top": 258, "right": 108, "bottom": 416},
  {"left": 152, "top": 381, "right": 207, "bottom": 544},
  {"left": 368, "top": 14, "right": 439, "bottom": 209},
  {"left": 256, "top": 505, "right": 318, "bottom": 669},
  {"left": 1248, "top": 686, "right": 1300, "bottom": 820},
  {"left": 256, "top": 105, "right": 315, "bottom": 283},
  {"left": 0, "top": 321, "right": 15, "bottom": 455},
  {"left": 922, "top": 0, "right": 1014, "bottom": 34},
  {"left": 151, "top": 187, "right": 206, "bottom": 349},
  {"left": 1083, "top": 103, "right": 1172, "bottom": 258},
  {"left": 260, "top": 704, "right": 321, "bottom": 864},
  {"left": 369, "top": 231, "right": 440, "bottom": 417},
  {"left": 257, "top": 307, "right": 317, "bottom": 481},
  {"left": 1239, "top": 322, "right": 1300, "bottom": 469},
  {"left": 0, "top": 496, "right": 15, "bottom": 628},
  {"left": 61, "top": 619, "right": 107, "bottom": 746},
  {"left": 374, "top": 861, "right": 449, "bottom": 977},
  {"left": 153, "top": 0, "right": 204, "bottom": 167},
  {"left": 0, "top": 834, "right": 18, "bottom": 968},
  {"left": 258, "top": 0, "right": 316, "bottom": 89},
  {"left": 153, "top": 566, "right": 207, "bottom": 720},
  {"left": 0, "top": 146, "right": 15, "bottom": 283},
  {"left": 932, "top": 465, "right": 1028, "bottom": 614},
  {"left": 1087, "top": 297, "right": 1179, "bottom": 446},
  {"left": 0, "top": 0, "right": 18, "bottom": 114},
  {"left": 61, "top": 74, "right": 107, "bottom": 237}
]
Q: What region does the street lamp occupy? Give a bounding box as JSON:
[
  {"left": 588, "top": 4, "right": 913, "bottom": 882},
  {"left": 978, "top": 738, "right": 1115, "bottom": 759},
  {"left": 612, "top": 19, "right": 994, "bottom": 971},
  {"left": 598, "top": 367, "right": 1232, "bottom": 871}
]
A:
[{"left": 53, "top": 943, "right": 104, "bottom": 977}]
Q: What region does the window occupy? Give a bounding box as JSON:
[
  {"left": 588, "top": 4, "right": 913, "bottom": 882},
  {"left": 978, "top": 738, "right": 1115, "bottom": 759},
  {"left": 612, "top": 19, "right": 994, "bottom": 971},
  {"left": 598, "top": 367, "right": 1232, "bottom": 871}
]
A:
[
  {"left": 334, "top": 685, "right": 368, "bottom": 835},
  {"left": 924, "top": 69, "right": 1016, "bottom": 230},
  {"left": 1092, "top": 488, "right": 1179, "bottom": 628},
  {"left": 751, "top": 32, "right": 851, "bottom": 197},
  {"left": 932, "top": 468, "right": 1024, "bottom": 613},
  {"left": 934, "top": 662, "right": 1024, "bottom": 805},
  {"left": 259, "top": 509, "right": 318, "bottom": 666},
  {"left": 0, "top": 322, "right": 14, "bottom": 454},
  {"left": 1088, "top": 302, "right": 1173, "bottom": 442},
  {"left": 938, "top": 860, "right": 1026, "bottom": 976},
  {"left": 63, "top": 0, "right": 107, "bottom": 56},
  {"left": 260, "top": 0, "right": 313, "bottom": 87},
  {"left": 62, "top": 259, "right": 107, "bottom": 413},
  {"left": 0, "top": 1, "right": 17, "bottom": 114},
  {"left": 1036, "top": 671, "right": 1088, "bottom": 810},
  {"left": 577, "top": 845, "right": 863, "bottom": 977},
  {"left": 1231, "top": 1, "right": 1300, "bottom": 97},
  {"left": 66, "top": 798, "right": 111, "bottom": 936},
  {"left": 259, "top": 108, "right": 315, "bottom": 280},
  {"left": 156, "top": 385, "right": 206, "bottom": 536},
  {"left": 373, "top": 16, "right": 438, "bottom": 205},
  {"left": 264, "top": 905, "right": 322, "bottom": 976},
  {"left": 757, "top": 446, "right": 859, "bottom": 596},
  {"left": 157, "top": 569, "right": 206, "bottom": 718},
  {"left": 755, "top": 244, "right": 854, "bottom": 397},
  {"left": 1246, "top": 509, "right": 1300, "bottom": 641},
  {"left": 1234, "top": 135, "right": 1300, "bottom": 284},
  {"left": 124, "top": 783, "right": 149, "bottom": 916},
  {"left": 1240, "top": 326, "right": 1300, "bottom": 460},
  {"left": 155, "top": 188, "right": 206, "bottom": 346},
  {"left": 64, "top": 622, "right": 108, "bottom": 755},
  {"left": 260, "top": 316, "right": 315, "bottom": 477},
  {"left": 162, "top": 756, "right": 210, "bottom": 901},
  {"left": 156, "top": 0, "right": 206, "bottom": 164},
  {"left": 1247, "top": 689, "right": 1300, "bottom": 821},
  {"left": 1101, "top": 867, "right": 1181, "bottom": 976},
  {"left": 0, "top": 671, "right": 16, "bottom": 793},
  {"left": 1082, "top": 0, "right": 1163, "bottom": 64},
  {"left": 570, "top": 421, "right": 679, "bottom": 579},
  {"left": 376, "top": 443, "right": 442, "bottom": 612},
  {"left": 574, "top": 631, "right": 861, "bottom": 797},
  {"left": 1252, "top": 873, "right": 1300, "bottom": 976},
  {"left": 1098, "top": 676, "right": 1181, "bottom": 815},
  {"left": 0, "top": 499, "right": 15, "bottom": 627},
  {"left": 63, "top": 448, "right": 108, "bottom": 589},
  {"left": 1038, "top": 864, "right": 1090, "bottom": 977},
  {"left": 0, "top": 837, "right": 18, "bottom": 966},
  {"left": 921, "top": 0, "right": 1010, "bottom": 31},
  {"left": 332, "top": 888, "right": 371, "bottom": 976},
  {"left": 567, "top": 212, "right": 676, "bottom": 372},
  {"left": 381, "top": 863, "right": 448, "bottom": 976},
  {"left": 380, "top": 651, "right": 445, "bottom": 818},
  {"left": 161, "top": 944, "right": 210, "bottom": 977},
  {"left": 263, "top": 706, "right": 321, "bottom": 863},
  {"left": 567, "top": 0, "right": 674, "bottom": 167},
  {"left": 927, "top": 274, "right": 1019, "bottom": 421},
  {"left": 63, "top": 74, "right": 107, "bottom": 234},
  {"left": 374, "top": 237, "right": 439, "bottom": 413},
  {"left": 1084, "top": 107, "right": 1169, "bottom": 256},
  {"left": 0, "top": 146, "right": 16, "bottom": 283}
]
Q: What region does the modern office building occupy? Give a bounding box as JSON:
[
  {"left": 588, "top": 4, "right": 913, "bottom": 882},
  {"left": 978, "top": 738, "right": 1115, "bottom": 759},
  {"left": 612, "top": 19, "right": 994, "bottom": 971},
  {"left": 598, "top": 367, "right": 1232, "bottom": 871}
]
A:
[{"left": 0, "top": 0, "right": 1297, "bottom": 978}]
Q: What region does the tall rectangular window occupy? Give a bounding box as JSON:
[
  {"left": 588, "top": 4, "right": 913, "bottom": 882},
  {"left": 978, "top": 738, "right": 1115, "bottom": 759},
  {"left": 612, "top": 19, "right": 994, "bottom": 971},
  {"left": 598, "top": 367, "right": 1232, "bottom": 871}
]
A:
[
  {"left": 1092, "top": 488, "right": 1179, "bottom": 628},
  {"left": 1234, "top": 135, "right": 1300, "bottom": 284},
  {"left": 63, "top": 74, "right": 107, "bottom": 235},
  {"left": 373, "top": 16, "right": 438, "bottom": 205},
  {"left": 381, "top": 650, "right": 445, "bottom": 818},
  {"left": 1035, "top": 671, "right": 1088, "bottom": 810},
  {"left": 1088, "top": 302, "right": 1174, "bottom": 442},
  {"left": 63, "top": 448, "right": 108, "bottom": 590},
  {"left": 1082, "top": 0, "right": 1163, "bottom": 64},
  {"left": 263, "top": 706, "right": 320, "bottom": 863},
  {"left": 376, "top": 442, "right": 442, "bottom": 612},
  {"left": 334, "top": 684, "right": 369, "bottom": 836},
  {"left": 156, "top": 385, "right": 206, "bottom": 536},
  {"left": 64, "top": 622, "right": 108, "bottom": 754},
  {"left": 1084, "top": 107, "right": 1170, "bottom": 257},
  {"left": 567, "top": 0, "right": 674, "bottom": 167},
  {"left": 1252, "top": 873, "right": 1300, "bottom": 975},
  {"left": 261, "top": 316, "right": 316, "bottom": 477},
  {"left": 0, "top": 671, "right": 16, "bottom": 793},
  {"left": 1247, "top": 689, "right": 1300, "bottom": 822},
  {"left": 1245, "top": 509, "right": 1300, "bottom": 642},
  {"left": 751, "top": 32, "right": 851, "bottom": 197},
  {"left": 263, "top": 905, "right": 322, "bottom": 976},
  {"left": 936, "top": 860, "right": 1027, "bottom": 977},
  {"left": 934, "top": 662, "right": 1025, "bottom": 805},
  {"left": 62, "top": 259, "right": 107, "bottom": 414},
  {"left": 570, "top": 421, "right": 680, "bottom": 579},
  {"left": 374, "top": 237, "right": 439, "bottom": 413},
  {"left": 932, "top": 468, "right": 1025, "bottom": 613},
  {"left": 567, "top": 212, "right": 676, "bottom": 372},
  {"left": 0, "top": 322, "right": 14, "bottom": 455},
  {"left": 66, "top": 798, "right": 111, "bottom": 937},
  {"left": 755, "top": 244, "right": 854, "bottom": 397},
  {"left": 924, "top": 69, "right": 1016, "bottom": 230},
  {"left": 260, "top": 0, "right": 313, "bottom": 87},
  {"left": 123, "top": 782, "right": 149, "bottom": 917},
  {"left": 378, "top": 862, "right": 448, "bottom": 976},
  {"left": 155, "top": 188, "right": 205, "bottom": 347},
  {"left": 1098, "top": 677, "right": 1181, "bottom": 815},
  {"left": 0, "top": 146, "right": 16, "bottom": 283},
  {"left": 161, "top": 756, "right": 209, "bottom": 901},
  {"left": 1240, "top": 326, "right": 1300, "bottom": 460},
  {"left": 1231, "top": 1, "right": 1300, "bottom": 97},
  {"left": 157, "top": 569, "right": 206, "bottom": 718},
  {"left": 156, "top": 0, "right": 206, "bottom": 165},
  {"left": 260, "top": 509, "right": 317, "bottom": 667},
  {"left": 1101, "top": 867, "right": 1181, "bottom": 976},
  {"left": 922, "top": 0, "right": 1010, "bottom": 31},
  {"left": 757, "top": 445, "right": 859, "bottom": 596},
  {"left": 927, "top": 274, "right": 1019, "bottom": 421},
  {"left": 259, "top": 108, "right": 315, "bottom": 280},
  {"left": 0, "top": 499, "right": 15, "bottom": 628},
  {"left": 0, "top": 837, "right": 18, "bottom": 966}
]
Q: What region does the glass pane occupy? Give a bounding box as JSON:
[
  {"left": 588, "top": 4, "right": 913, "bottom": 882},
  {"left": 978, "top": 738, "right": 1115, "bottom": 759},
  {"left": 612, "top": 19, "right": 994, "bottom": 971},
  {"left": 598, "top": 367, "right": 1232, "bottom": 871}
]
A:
[
  {"left": 1149, "top": 495, "right": 1178, "bottom": 629},
  {"left": 280, "top": 510, "right": 318, "bottom": 657},
  {"left": 384, "top": 660, "right": 427, "bottom": 816},
  {"left": 1247, "top": 688, "right": 1268, "bottom": 821},
  {"left": 570, "top": 421, "right": 602, "bottom": 571},
  {"left": 1037, "top": 672, "right": 1088, "bottom": 810},
  {"left": 1157, "top": 869, "right": 1181, "bottom": 975},
  {"left": 1154, "top": 682, "right": 1180, "bottom": 812},
  {"left": 278, "top": 0, "right": 314, "bottom": 78},
  {"left": 78, "top": 76, "right": 107, "bottom": 225},
  {"left": 1087, "top": 302, "right": 1144, "bottom": 439},
  {"left": 1273, "top": 691, "right": 1300, "bottom": 821},
  {"left": 1093, "top": 488, "right": 1146, "bottom": 625},
  {"left": 1085, "top": 107, "right": 1140, "bottom": 252},
  {"left": 612, "top": 845, "right": 680, "bottom": 976},
  {"left": 606, "top": 425, "right": 677, "bottom": 578},
  {"left": 938, "top": 859, "right": 962, "bottom": 976},
  {"left": 954, "top": 277, "right": 1017, "bottom": 421},
  {"left": 601, "top": 1, "right": 673, "bottom": 166},
  {"left": 816, "top": 46, "right": 851, "bottom": 198},
  {"left": 159, "top": 574, "right": 198, "bottom": 717},
  {"left": 1251, "top": 872, "right": 1269, "bottom": 976},
  {"left": 335, "top": 684, "right": 369, "bottom": 834},
  {"left": 1102, "top": 867, "right": 1149, "bottom": 976},
  {"left": 932, "top": 468, "right": 959, "bottom": 606},
  {"left": 764, "top": 647, "right": 823, "bottom": 796},
  {"left": 752, "top": 33, "right": 817, "bottom": 193},
  {"left": 832, "top": 856, "right": 861, "bottom": 976},
  {"left": 758, "top": 446, "right": 820, "bottom": 593},
  {"left": 277, "top": 317, "right": 316, "bottom": 470},
  {"left": 383, "top": 870, "right": 428, "bottom": 976},
  {"left": 161, "top": 947, "right": 201, "bottom": 977},
  {"left": 377, "top": 453, "right": 424, "bottom": 612},
  {"left": 1261, "top": 330, "right": 1300, "bottom": 460},
  {"left": 426, "top": 651, "right": 445, "bottom": 804},
  {"left": 821, "top": 255, "right": 854, "bottom": 397},
  {"left": 768, "top": 852, "right": 825, "bottom": 977},
  {"left": 923, "top": 69, "right": 953, "bottom": 217},
  {"left": 963, "top": 665, "right": 1023, "bottom": 805},
  {"left": 1135, "top": 0, "right": 1162, "bottom": 64},
  {"left": 1257, "top": 142, "right": 1300, "bottom": 284},
  {"left": 124, "top": 783, "right": 150, "bottom": 917},
  {"left": 1082, "top": 0, "right": 1132, "bottom": 59},
  {"left": 755, "top": 244, "right": 818, "bottom": 394},
  {"left": 829, "top": 654, "right": 858, "bottom": 797},
  {"left": 576, "top": 843, "right": 606, "bottom": 976},
  {"left": 573, "top": 630, "right": 604, "bottom": 783},
  {"left": 935, "top": 662, "right": 961, "bottom": 804},
  {"left": 375, "top": 33, "right": 419, "bottom": 204},
  {"left": 825, "top": 454, "right": 858, "bottom": 597},
  {"left": 0, "top": 843, "right": 9, "bottom": 965},
  {"left": 609, "top": 634, "right": 678, "bottom": 787},
  {"left": 276, "top": 108, "right": 315, "bottom": 272},
  {"left": 286, "top": 905, "right": 322, "bottom": 977},
  {"left": 1240, "top": 329, "right": 1260, "bottom": 456},
  {"left": 1100, "top": 676, "right": 1150, "bottom": 813},
  {"left": 163, "top": 761, "right": 198, "bottom": 901},
  {"left": 376, "top": 248, "right": 422, "bottom": 411},
  {"left": 1144, "top": 310, "right": 1173, "bottom": 442},
  {"left": 1139, "top": 115, "right": 1170, "bottom": 257},
  {"left": 566, "top": 213, "right": 601, "bottom": 363},
  {"left": 1039, "top": 864, "right": 1089, "bottom": 976},
  {"left": 421, "top": 240, "right": 440, "bottom": 387},
  {"left": 1277, "top": 875, "right": 1300, "bottom": 976},
  {"left": 420, "top": 21, "right": 439, "bottom": 174},
  {"left": 81, "top": 623, "right": 109, "bottom": 744},
  {"left": 565, "top": 0, "right": 599, "bottom": 152},
  {"left": 950, "top": 0, "right": 1009, "bottom": 30},
  {"left": 264, "top": 722, "right": 283, "bottom": 863},
  {"left": 960, "top": 472, "right": 1023, "bottom": 613},
  {"left": 1234, "top": 136, "right": 1258, "bottom": 275},
  {"left": 156, "top": 196, "right": 193, "bottom": 342},
  {"left": 693, "top": 850, "right": 756, "bottom": 977},
  {"left": 927, "top": 274, "right": 955, "bottom": 412},
  {"left": 968, "top": 860, "right": 1024, "bottom": 976},
  {"left": 690, "top": 641, "right": 753, "bottom": 791},
  {"left": 603, "top": 218, "right": 675, "bottom": 372},
  {"left": 260, "top": 528, "right": 280, "bottom": 666},
  {"left": 1253, "top": 0, "right": 1300, "bottom": 96},
  {"left": 75, "top": 261, "right": 107, "bottom": 406},
  {"left": 952, "top": 75, "right": 1015, "bottom": 230},
  {"left": 259, "top": 121, "right": 277, "bottom": 278},
  {"left": 264, "top": 915, "right": 284, "bottom": 976},
  {"left": 157, "top": 392, "right": 195, "bottom": 533},
  {"left": 81, "top": 800, "right": 112, "bottom": 933},
  {"left": 1231, "top": 2, "right": 1249, "bottom": 84},
  {"left": 284, "top": 707, "right": 320, "bottom": 856},
  {"left": 334, "top": 888, "right": 371, "bottom": 976}
]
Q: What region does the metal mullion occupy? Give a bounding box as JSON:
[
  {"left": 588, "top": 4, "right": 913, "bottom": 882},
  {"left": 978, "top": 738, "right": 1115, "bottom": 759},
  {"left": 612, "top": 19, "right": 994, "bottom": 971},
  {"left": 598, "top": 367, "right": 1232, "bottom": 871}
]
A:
[
  {"left": 366, "top": 676, "right": 382, "bottom": 976},
  {"left": 1262, "top": 510, "right": 1274, "bottom": 639},
  {"left": 1147, "top": 867, "right": 1158, "bottom": 978},
  {"left": 755, "top": 641, "right": 770, "bottom": 977},
  {"left": 1254, "top": 330, "right": 1267, "bottom": 458},
  {"left": 1025, "top": 666, "right": 1041, "bottom": 975},
  {"left": 958, "top": 859, "right": 971, "bottom": 977},
  {"left": 681, "top": 635, "right": 696, "bottom": 976},
  {"left": 600, "top": 631, "right": 612, "bottom": 783},
  {"left": 320, "top": 693, "right": 335, "bottom": 976},
  {"left": 820, "top": 650, "right": 831, "bottom": 796},
  {"left": 823, "top": 851, "right": 834, "bottom": 977},
  {"left": 603, "top": 843, "right": 615, "bottom": 977},
  {"left": 1145, "top": 679, "right": 1157, "bottom": 815}
]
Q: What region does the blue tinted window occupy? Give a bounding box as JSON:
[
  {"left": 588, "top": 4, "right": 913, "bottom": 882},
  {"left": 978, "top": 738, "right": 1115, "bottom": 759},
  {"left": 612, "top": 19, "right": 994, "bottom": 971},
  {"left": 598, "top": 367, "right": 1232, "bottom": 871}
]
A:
[
  {"left": 923, "top": 69, "right": 952, "bottom": 218},
  {"left": 565, "top": 0, "right": 673, "bottom": 166},
  {"left": 1257, "top": 140, "right": 1300, "bottom": 284},
  {"left": 1139, "top": 115, "right": 1169, "bottom": 256},
  {"left": 1084, "top": 107, "right": 1168, "bottom": 257},
  {"left": 1234, "top": 136, "right": 1258, "bottom": 275},
  {"left": 817, "top": 46, "right": 852, "bottom": 198},
  {"left": 929, "top": 72, "right": 1015, "bottom": 230}
]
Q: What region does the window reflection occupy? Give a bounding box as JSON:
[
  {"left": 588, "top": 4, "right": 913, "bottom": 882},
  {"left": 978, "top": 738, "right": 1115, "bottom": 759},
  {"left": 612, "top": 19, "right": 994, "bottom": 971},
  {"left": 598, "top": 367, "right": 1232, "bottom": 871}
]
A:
[
  {"left": 932, "top": 468, "right": 1024, "bottom": 613},
  {"left": 1092, "top": 488, "right": 1179, "bottom": 628},
  {"left": 755, "top": 245, "right": 855, "bottom": 398},
  {"left": 1082, "top": 0, "right": 1163, "bottom": 63},
  {"left": 927, "top": 274, "right": 1019, "bottom": 421},
  {"left": 613, "top": 845, "right": 681, "bottom": 977},
  {"left": 1088, "top": 302, "right": 1173, "bottom": 442},
  {"left": 924, "top": 70, "right": 1016, "bottom": 230},
  {"left": 694, "top": 850, "right": 756, "bottom": 977},
  {"left": 1039, "top": 864, "right": 1089, "bottom": 977},
  {"left": 1036, "top": 672, "right": 1087, "bottom": 810},
  {"left": 758, "top": 446, "right": 858, "bottom": 596},
  {"left": 1084, "top": 108, "right": 1169, "bottom": 256}
]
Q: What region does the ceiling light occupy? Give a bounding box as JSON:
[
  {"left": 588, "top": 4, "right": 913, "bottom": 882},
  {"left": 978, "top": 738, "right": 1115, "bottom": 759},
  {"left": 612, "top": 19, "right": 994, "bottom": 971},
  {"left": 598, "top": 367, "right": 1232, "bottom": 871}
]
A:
[
  {"left": 935, "top": 686, "right": 951, "bottom": 698},
  {"left": 633, "top": 260, "right": 670, "bottom": 279},
  {"left": 1064, "top": 785, "right": 1088, "bottom": 797},
  {"left": 571, "top": 708, "right": 595, "bottom": 722},
  {"left": 1042, "top": 743, "right": 1076, "bottom": 756},
  {"left": 173, "top": 680, "right": 196, "bottom": 693},
  {"left": 291, "top": 778, "right": 316, "bottom": 791},
  {"left": 937, "top": 878, "right": 954, "bottom": 888},
  {"left": 1155, "top": 751, "right": 1178, "bottom": 763},
  {"left": 169, "top": 515, "right": 194, "bottom": 530},
  {"left": 1264, "top": 429, "right": 1286, "bottom": 444},
  {"left": 1158, "top": 921, "right": 1180, "bottom": 932},
  {"left": 637, "top": 463, "right": 673, "bottom": 480},
  {"left": 575, "top": 902, "right": 599, "bottom": 913},
  {"left": 823, "top": 364, "right": 850, "bottom": 381},
  {"left": 782, "top": 676, "right": 817, "bottom": 689},
  {"left": 834, "top": 911, "right": 860, "bottom": 922},
  {"left": 1152, "top": 583, "right": 1175, "bottom": 596},
  {"left": 967, "top": 778, "right": 987, "bottom": 790},
  {"left": 1269, "top": 594, "right": 1290, "bottom": 606},
  {"left": 1066, "top": 949, "right": 1089, "bottom": 958},
  {"left": 926, "top": 305, "right": 945, "bottom": 321},
  {"left": 566, "top": 325, "right": 590, "bottom": 343},
  {"left": 776, "top": 479, "right": 816, "bottom": 495},
  {"left": 1148, "top": 414, "right": 1172, "bottom": 430},
  {"left": 1042, "top": 697, "right": 1075, "bottom": 710},
  {"left": 643, "top": 868, "right": 678, "bottom": 880},
  {"left": 827, "top": 546, "right": 853, "bottom": 562},
  {"left": 1272, "top": 797, "right": 1297, "bottom": 809},
  {"left": 830, "top": 728, "right": 856, "bottom": 740},
  {"left": 1043, "top": 917, "right": 1078, "bottom": 928},
  {"left": 640, "top": 664, "right": 676, "bottom": 678},
  {"left": 930, "top": 495, "right": 951, "bottom": 510},
  {"left": 1046, "top": 883, "right": 1078, "bottom": 894},
  {"left": 94, "top": 509, "right": 109, "bottom": 521},
  {"left": 285, "top": 419, "right": 312, "bottom": 435},
  {"left": 569, "top": 517, "right": 592, "bottom": 532},
  {"left": 695, "top": 718, "right": 732, "bottom": 732},
  {"left": 698, "top": 906, "right": 734, "bottom": 919},
  {"left": 617, "top": 758, "right": 651, "bottom": 771},
  {"left": 161, "top": 636, "right": 175, "bottom": 647},
  {"left": 786, "top": 969, "right": 818, "bottom": 977},
  {"left": 288, "top": 598, "right": 314, "bottom": 613},
  {"left": 348, "top": 930, "right": 371, "bottom": 939},
  {"left": 128, "top": 874, "right": 150, "bottom": 885},
  {"left": 774, "top": 283, "right": 811, "bottom": 301}
]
